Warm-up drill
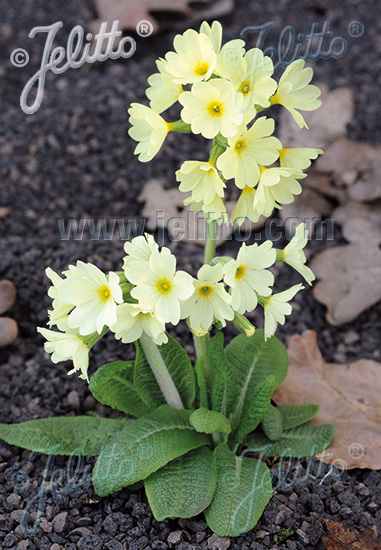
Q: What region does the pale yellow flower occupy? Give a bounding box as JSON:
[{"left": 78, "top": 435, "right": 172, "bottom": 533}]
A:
[
  {"left": 37, "top": 325, "right": 90, "bottom": 380},
  {"left": 253, "top": 167, "right": 307, "bottom": 216},
  {"left": 279, "top": 147, "right": 323, "bottom": 170},
  {"left": 179, "top": 79, "right": 243, "bottom": 139},
  {"left": 263, "top": 284, "right": 304, "bottom": 340},
  {"left": 111, "top": 303, "right": 168, "bottom": 346},
  {"left": 199, "top": 20, "right": 245, "bottom": 76},
  {"left": 176, "top": 161, "right": 225, "bottom": 204},
  {"left": 128, "top": 103, "right": 170, "bottom": 162},
  {"left": 184, "top": 193, "right": 228, "bottom": 225},
  {"left": 181, "top": 264, "right": 234, "bottom": 335},
  {"left": 146, "top": 58, "right": 183, "bottom": 113},
  {"left": 223, "top": 241, "right": 275, "bottom": 314},
  {"left": 271, "top": 60, "right": 321, "bottom": 129},
  {"left": 45, "top": 268, "right": 73, "bottom": 331},
  {"left": 129, "top": 250, "right": 194, "bottom": 325},
  {"left": 58, "top": 262, "right": 123, "bottom": 336},
  {"left": 165, "top": 28, "right": 217, "bottom": 84},
  {"left": 218, "top": 48, "right": 277, "bottom": 123},
  {"left": 217, "top": 117, "right": 282, "bottom": 189},
  {"left": 231, "top": 186, "right": 259, "bottom": 225},
  {"left": 281, "top": 223, "right": 315, "bottom": 285}
]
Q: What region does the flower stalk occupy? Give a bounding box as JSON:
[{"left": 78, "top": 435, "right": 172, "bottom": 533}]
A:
[{"left": 139, "top": 332, "right": 184, "bottom": 409}]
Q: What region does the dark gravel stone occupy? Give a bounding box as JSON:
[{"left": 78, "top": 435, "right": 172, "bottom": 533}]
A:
[
  {"left": 0, "top": 1, "right": 381, "bottom": 550},
  {"left": 3, "top": 532, "right": 18, "bottom": 547},
  {"left": 106, "top": 541, "right": 124, "bottom": 550},
  {"left": 78, "top": 534, "right": 103, "bottom": 550}
]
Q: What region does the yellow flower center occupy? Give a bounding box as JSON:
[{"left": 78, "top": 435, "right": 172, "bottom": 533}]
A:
[
  {"left": 98, "top": 285, "right": 112, "bottom": 302},
  {"left": 239, "top": 80, "right": 251, "bottom": 95},
  {"left": 207, "top": 101, "right": 224, "bottom": 117},
  {"left": 234, "top": 140, "right": 247, "bottom": 154},
  {"left": 235, "top": 265, "right": 246, "bottom": 280},
  {"left": 198, "top": 285, "right": 213, "bottom": 297},
  {"left": 157, "top": 279, "right": 172, "bottom": 295},
  {"left": 194, "top": 62, "right": 209, "bottom": 76}
]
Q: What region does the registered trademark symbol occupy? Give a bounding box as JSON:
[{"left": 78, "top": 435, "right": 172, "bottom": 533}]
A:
[
  {"left": 348, "top": 21, "right": 364, "bottom": 37},
  {"left": 136, "top": 20, "right": 153, "bottom": 37},
  {"left": 348, "top": 443, "right": 364, "bottom": 459}
]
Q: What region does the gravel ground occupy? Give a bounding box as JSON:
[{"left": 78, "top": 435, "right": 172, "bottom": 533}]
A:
[{"left": 1, "top": 0, "right": 381, "bottom": 548}]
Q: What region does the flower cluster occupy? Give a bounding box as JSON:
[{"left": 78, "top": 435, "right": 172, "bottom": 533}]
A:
[
  {"left": 128, "top": 20, "right": 322, "bottom": 224},
  {"left": 38, "top": 225, "right": 314, "bottom": 380}
]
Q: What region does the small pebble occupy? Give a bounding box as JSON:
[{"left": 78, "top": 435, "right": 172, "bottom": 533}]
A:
[
  {"left": 207, "top": 534, "right": 231, "bottom": 550},
  {"left": 52, "top": 512, "right": 68, "bottom": 534}
]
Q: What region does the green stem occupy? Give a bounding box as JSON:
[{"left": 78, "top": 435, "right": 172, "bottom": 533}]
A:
[
  {"left": 193, "top": 333, "right": 214, "bottom": 391},
  {"left": 139, "top": 333, "right": 184, "bottom": 409},
  {"left": 204, "top": 219, "right": 217, "bottom": 265},
  {"left": 193, "top": 218, "right": 218, "bottom": 407}
]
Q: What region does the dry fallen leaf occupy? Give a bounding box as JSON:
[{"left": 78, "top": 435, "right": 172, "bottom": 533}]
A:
[
  {"left": 315, "top": 138, "right": 381, "bottom": 201},
  {"left": 316, "top": 138, "right": 372, "bottom": 177},
  {"left": 304, "top": 173, "right": 346, "bottom": 201},
  {"left": 322, "top": 518, "right": 380, "bottom": 550},
  {"left": 279, "top": 188, "right": 332, "bottom": 234},
  {"left": 333, "top": 201, "right": 381, "bottom": 246},
  {"left": 91, "top": 0, "right": 233, "bottom": 35},
  {"left": 139, "top": 178, "right": 266, "bottom": 247},
  {"left": 274, "top": 331, "right": 381, "bottom": 469},
  {"left": 139, "top": 178, "right": 183, "bottom": 232},
  {"left": 279, "top": 84, "right": 354, "bottom": 149},
  {"left": 310, "top": 245, "right": 381, "bottom": 325}
]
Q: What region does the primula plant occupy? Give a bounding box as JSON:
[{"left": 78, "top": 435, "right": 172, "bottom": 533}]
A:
[{"left": 0, "top": 21, "right": 334, "bottom": 537}]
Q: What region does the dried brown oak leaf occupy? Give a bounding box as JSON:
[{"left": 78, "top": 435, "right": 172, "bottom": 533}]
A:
[
  {"left": 310, "top": 245, "right": 381, "bottom": 325},
  {"left": 279, "top": 84, "right": 354, "bottom": 149},
  {"left": 139, "top": 178, "right": 266, "bottom": 246},
  {"left": 315, "top": 138, "right": 381, "bottom": 201},
  {"left": 279, "top": 188, "right": 332, "bottom": 234},
  {"left": 333, "top": 201, "right": 381, "bottom": 246},
  {"left": 322, "top": 518, "right": 380, "bottom": 550},
  {"left": 91, "top": 0, "right": 232, "bottom": 34},
  {"left": 274, "top": 331, "right": 381, "bottom": 470}
]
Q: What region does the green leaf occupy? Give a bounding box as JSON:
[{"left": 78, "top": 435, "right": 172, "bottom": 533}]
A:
[
  {"left": 225, "top": 330, "right": 288, "bottom": 430},
  {"left": 245, "top": 424, "right": 335, "bottom": 457},
  {"left": 261, "top": 404, "right": 283, "bottom": 441},
  {"left": 190, "top": 408, "right": 231, "bottom": 434},
  {"left": 277, "top": 404, "right": 320, "bottom": 430},
  {"left": 0, "top": 416, "right": 132, "bottom": 456},
  {"left": 89, "top": 361, "right": 151, "bottom": 417},
  {"left": 195, "top": 358, "right": 209, "bottom": 408},
  {"left": 134, "top": 334, "right": 195, "bottom": 409},
  {"left": 229, "top": 376, "right": 274, "bottom": 449},
  {"left": 145, "top": 447, "right": 216, "bottom": 520},
  {"left": 92, "top": 406, "right": 209, "bottom": 496},
  {"left": 205, "top": 444, "right": 272, "bottom": 537},
  {"left": 210, "top": 333, "right": 238, "bottom": 418}
]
